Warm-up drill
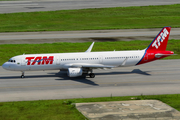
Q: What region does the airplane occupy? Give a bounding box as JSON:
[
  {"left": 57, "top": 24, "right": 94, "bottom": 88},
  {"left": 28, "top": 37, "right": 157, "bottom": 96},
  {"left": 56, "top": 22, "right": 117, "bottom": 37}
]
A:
[{"left": 2, "top": 26, "right": 175, "bottom": 78}]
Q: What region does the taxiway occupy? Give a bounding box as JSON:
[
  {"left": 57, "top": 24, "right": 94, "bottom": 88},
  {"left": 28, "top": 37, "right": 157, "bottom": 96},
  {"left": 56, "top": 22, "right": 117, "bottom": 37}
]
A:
[
  {"left": 1, "top": 0, "right": 180, "bottom": 13},
  {"left": 0, "top": 28, "right": 180, "bottom": 44},
  {"left": 0, "top": 59, "right": 180, "bottom": 102}
]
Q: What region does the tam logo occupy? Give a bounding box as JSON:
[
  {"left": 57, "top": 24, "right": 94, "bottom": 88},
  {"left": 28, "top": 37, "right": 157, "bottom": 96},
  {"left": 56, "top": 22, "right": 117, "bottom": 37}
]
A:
[
  {"left": 152, "top": 28, "right": 169, "bottom": 49},
  {"left": 25, "top": 56, "right": 54, "bottom": 65}
]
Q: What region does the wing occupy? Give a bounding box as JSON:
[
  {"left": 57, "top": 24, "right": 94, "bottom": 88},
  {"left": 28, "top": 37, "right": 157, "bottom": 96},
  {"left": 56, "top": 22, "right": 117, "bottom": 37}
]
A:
[{"left": 63, "top": 63, "right": 115, "bottom": 69}]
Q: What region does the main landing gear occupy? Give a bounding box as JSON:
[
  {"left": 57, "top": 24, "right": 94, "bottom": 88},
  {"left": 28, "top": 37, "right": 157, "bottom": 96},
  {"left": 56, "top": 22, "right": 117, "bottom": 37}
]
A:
[
  {"left": 21, "top": 71, "right": 25, "bottom": 78},
  {"left": 89, "top": 70, "right": 95, "bottom": 78},
  {"left": 89, "top": 73, "right": 95, "bottom": 78}
]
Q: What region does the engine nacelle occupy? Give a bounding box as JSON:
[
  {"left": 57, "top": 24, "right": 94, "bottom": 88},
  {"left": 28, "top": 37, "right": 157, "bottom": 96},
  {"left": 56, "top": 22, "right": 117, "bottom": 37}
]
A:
[{"left": 67, "top": 68, "right": 83, "bottom": 77}]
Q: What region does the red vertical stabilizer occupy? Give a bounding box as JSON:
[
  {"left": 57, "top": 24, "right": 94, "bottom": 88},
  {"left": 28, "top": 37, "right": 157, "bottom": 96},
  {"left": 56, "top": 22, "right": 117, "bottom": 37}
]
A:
[
  {"left": 137, "top": 26, "right": 174, "bottom": 65},
  {"left": 147, "top": 26, "right": 171, "bottom": 51}
]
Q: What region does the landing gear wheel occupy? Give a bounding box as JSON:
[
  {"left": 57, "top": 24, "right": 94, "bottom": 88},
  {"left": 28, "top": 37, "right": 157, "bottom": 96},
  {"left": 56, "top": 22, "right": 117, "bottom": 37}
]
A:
[
  {"left": 89, "top": 73, "right": 95, "bottom": 78},
  {"left": 21, "top": 71, "right": 25, "bottom": 78},
  {"left": 21, "top": 75, "right": 25, "bottom": 78}
]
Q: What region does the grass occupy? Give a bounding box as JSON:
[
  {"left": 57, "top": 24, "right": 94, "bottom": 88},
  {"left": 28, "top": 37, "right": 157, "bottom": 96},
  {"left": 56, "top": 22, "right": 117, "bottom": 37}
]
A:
[
  {"left": 0, "top": 4, "right": 180, "bottom": 32},
  {"left": 0, "top": 4, "right": 179, "bottom": 120},
  {"left": 0, "top": 94, "right": 180, "bottom": 120},
  {"left": 0, "top": 100, "right": 86, "bottom": 120},
  {"left": 1, "top": 40, "right": 180, "bottom": 65}
]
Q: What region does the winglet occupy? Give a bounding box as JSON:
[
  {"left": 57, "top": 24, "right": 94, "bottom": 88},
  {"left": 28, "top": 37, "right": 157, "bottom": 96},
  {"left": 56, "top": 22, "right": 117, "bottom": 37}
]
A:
[{"left": 85, "top": 42, "right": 94, "bottom": 52}]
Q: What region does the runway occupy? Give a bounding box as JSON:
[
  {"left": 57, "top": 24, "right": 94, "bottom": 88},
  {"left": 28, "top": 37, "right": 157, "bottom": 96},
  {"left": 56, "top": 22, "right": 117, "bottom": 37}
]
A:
[
  {"left": 1, "top": 28, "right": 180, "bottom": 44},
  {"left": 0, "top": 59, "right": 180, "bottom": 102},
  {"left": 1, "top": 0, "right": 180, "bottom": 13}
]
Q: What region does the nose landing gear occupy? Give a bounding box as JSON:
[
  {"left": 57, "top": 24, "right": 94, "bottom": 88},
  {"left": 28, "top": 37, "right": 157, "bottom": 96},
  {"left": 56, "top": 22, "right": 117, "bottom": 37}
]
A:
[{"left": 21, "top": 71, "right": 25, "bottom": 78}]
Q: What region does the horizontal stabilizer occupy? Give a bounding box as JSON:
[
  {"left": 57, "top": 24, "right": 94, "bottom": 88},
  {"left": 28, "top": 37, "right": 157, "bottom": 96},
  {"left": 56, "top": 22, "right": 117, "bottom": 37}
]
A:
[{"left": 155, "top": 53, "right": 177, "bottom": 58}]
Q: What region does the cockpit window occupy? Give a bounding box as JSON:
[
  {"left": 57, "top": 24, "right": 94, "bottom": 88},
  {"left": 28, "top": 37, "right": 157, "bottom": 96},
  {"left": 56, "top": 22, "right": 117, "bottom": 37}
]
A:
[{"left": 8, "top": 60, "right": 16, "bottom": 63}]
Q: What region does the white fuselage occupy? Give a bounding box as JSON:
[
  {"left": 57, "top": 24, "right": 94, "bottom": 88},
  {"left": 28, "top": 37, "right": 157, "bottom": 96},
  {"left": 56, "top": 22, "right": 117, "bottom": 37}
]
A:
[
  {"left": 2, "top": 27, "right": 173, "bottom": 78},
  {"left": 2, "top": 50, "right": 145, "bottom": 71}
]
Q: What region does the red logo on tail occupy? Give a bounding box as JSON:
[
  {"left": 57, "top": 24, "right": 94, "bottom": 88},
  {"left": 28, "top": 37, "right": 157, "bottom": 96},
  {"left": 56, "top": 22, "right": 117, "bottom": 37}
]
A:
[
  {"left": 147, "top": 27, "right": 171, "bottom": 51},
  {"left": 152, "top": 28, "right": 169, "bottom": 49}
]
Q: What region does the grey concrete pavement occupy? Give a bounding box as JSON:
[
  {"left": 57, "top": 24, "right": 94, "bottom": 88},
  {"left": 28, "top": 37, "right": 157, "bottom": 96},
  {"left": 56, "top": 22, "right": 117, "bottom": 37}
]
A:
[
  {"left": 0, "top": 59, "right": 180, "bottom": 102},
  {"left": 0, "top": 0, "right": 180, "bottom": 13},
  {"left": 76, "top": 100, "right": 180, "bottom": 119},
  {"left": 0, "top": 28, "right": 180, "bottom": 44}
]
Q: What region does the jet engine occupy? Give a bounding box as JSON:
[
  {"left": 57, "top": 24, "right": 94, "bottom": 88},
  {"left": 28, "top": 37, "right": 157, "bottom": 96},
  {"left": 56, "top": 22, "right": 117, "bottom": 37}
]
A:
[{"left": 67, "top": 68, "right": 83, "bottom": 77}]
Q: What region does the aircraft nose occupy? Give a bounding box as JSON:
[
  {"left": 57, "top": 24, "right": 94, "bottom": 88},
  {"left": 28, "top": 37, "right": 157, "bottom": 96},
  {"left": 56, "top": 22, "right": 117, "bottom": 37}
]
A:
[{"left": 2, "top": 62, "right": 9, "bottom": 70}]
